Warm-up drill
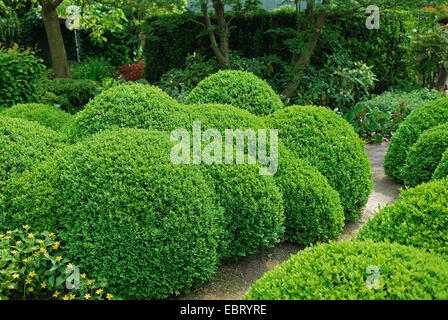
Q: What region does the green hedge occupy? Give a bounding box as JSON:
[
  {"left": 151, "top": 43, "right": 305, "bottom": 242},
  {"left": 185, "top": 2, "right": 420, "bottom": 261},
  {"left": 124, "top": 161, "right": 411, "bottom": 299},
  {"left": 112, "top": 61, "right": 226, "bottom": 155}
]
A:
[
  {"left": 185, "top": 70, "right": 283, "bottom": 115},
  {"left": 0, "top": 117, "right": 61, "bottom": 192},
  {"left": 65, "top": 82, "right": 186, "bottom": 142},
  {"left": 402, "top": 124, "right": 448, "bottom": 186},
  {"left": 243, "top": 240, "right": 448, "bottom": 300},
  {"left": 1, "top": 103, "right": 72, "bottom": 131},
  {"left": 384, "top": 98, "right": 448, "bottom": 181},
  {"left": 0, "top": 128, "right": 222, "bottom": 299},
  {"left": 267, "top": 105, "right": 373, "bottom": 220},
  {"left": 357, "top": 178, "right": 448, "bottom": 258},
  {"left": 434, "top": 150, "right": 448, "bottom": 180}
]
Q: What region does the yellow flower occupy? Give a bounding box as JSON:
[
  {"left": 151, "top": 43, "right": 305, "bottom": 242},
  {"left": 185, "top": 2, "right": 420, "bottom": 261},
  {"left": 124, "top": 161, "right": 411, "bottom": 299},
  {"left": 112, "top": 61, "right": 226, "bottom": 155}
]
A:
[
  {"left": 95, "top": 288, "right": 103, "bottom": 295},
  {"left": 27, "top": 233, "right": 34, "bottom": 239},
  {"left": 62, "top": 295, "right": 69, "bottom": 300},
  {"left": 84, "top": 293, "right": 91, "bottom": 300},
  {"left": 25, "top": 278, "right": 32, "bottom": 284},
  {"left": 34, "top": 252, "right": 40, "bottom": 257},
  {"left": 87, "top": 279, "right": 95, "bottom": 285},
  {"left": 6, "top": 230, "right": 12, "bottom": 234},
  {"left": 81, "top": 273, "right": 86, "bottom": 278},
  {"left": 53, "top": 291, "right": 60, "bottom": 298},
  {"left": 56, "top": 256, "right": 62, "bottom": 262},
  {"left": 16, "top": 240, "right": 22, "bottom": 245},
  {"left": 49, "top": 233, "right": 55, "bottom": 238},
  {"left": 0, "top": 234, "right": 4, "bottom": 239},
  {"left": 29, "top": 271, "right": 36, "bottom": 277},
  {"left": 40, "top": 282, "right": 47, "bottom": 288},
  {"left": 28, "top": 287, "right": 33, "bottom": 292},
  {"left": 37, "top": 239, "right": 44, "bottom": 244},
  {"left": 11, "top": 250, "right": 18, "bottom": 255},
  {"left": 23, "top": 258, "right": 29, "bottom": 263},
  {"left": 12, "top": 274, "right": 19, "bottom": 279},
  {"left": 40, "top": 248, "right": 47, "bottom": 254},
  {"left": 106, "top": 293, "right": 113, "bottom": 300},
  {"left": 66, "top": 263, "right": 73, "bottom": 268},
  {"left": 53, "top": 241, "right": 60, "bottom": 250},
  {"left": 22, "top": 225, "right": 29, "bottom": 229},
  {"left": 70, "top": 294, "right": 75, "bottom": 300}
]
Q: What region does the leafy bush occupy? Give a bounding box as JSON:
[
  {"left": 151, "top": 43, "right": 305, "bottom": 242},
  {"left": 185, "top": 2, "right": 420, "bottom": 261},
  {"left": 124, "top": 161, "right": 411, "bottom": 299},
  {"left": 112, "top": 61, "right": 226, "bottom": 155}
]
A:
[
  {"left": 65, "top": 82, "right": 186, "bottom": 142},
  {"left": 0, "top": 44, "right": 46, "bottom": 108},
  {"left": 402, "top": 124, "right": 448, "bottom": 186},
  {"left": 243, "top": 240, "right": 448, "bottom": 300},
  {"left": 1, "top": 103, "right": 73, "bottom": 131},
  {"left": 0, "top": 117, "right": 61, "bottom": 192},
  {"left": 0, "top": 226, "right": 113, "bottom": 300},
  {"left": 267, "top": 106, "right": 373, "bottom": 220},
  {"left": 39, "top": 78, "right": 98, "bottom": 114},
  {"left": 185, "top": 70, "right": 283, "bottom": 116},
  {"left": 384, "top": 98, "right": 448, "bottom": 181},
  {"left": 0, "top": 128, "right": 222, "bottom": 299},
  {"left": 71, "top": 57, "right": 115, "bottom": 82},
  {"left": 344, "top": 88, "right": 443, "bottom": 143},
  {"left": 434, "top": 149, "right": 448, "bottom": 180},
  {"left": 357, "top": 178, "right": 448, "bottom": 258},
  {"left": 114, "top": 60, "right": 146, "bottom": 81}
]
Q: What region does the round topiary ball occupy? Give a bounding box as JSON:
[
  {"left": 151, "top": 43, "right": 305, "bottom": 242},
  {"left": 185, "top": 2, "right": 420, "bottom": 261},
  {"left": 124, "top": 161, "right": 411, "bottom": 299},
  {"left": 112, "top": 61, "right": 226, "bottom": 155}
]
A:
[
  {"left": 1, "top": 103, "right": 72, "bottom": 131},
  {"left": 267, "top": 105, "right": 373, "bottom": 221},
  {"left": 434, "top": 149, "right": 448, "bottom": 180},
  {"left": 384, "top": 97, "right": 448, "bottom": 181},
  {"left": 0, "top": 116, "right": 61, "bottom": 191},
  {"left": 65, "top": 82, "right": 187, "bottom": 141},
  {"left": 402, "top": 124, "right": 448, "bottom": 186},
  {"left": 243, "top": 240, "right": 448, "bottom": 300},
  {"left": 185, "top": 70, "right": 283, "bottom": 116},
  {"left": 357, "top": 178, "right": 448, "bottom": 257},
  {"left": 0, "top": 128, "right": 222, "bottom": 299}
]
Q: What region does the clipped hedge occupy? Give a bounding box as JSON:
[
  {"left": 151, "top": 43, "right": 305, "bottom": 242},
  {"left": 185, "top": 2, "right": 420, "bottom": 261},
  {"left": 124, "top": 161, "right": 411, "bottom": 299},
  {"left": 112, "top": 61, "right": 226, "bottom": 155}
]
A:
[
  {"left": 243, "top": 240, "right": 448, "bottom": 300},
  {"left": 267, "top": 105, "right": 373, "bottom": 220},
  {"left": 185, "top": 70, "right": 283, "bottom": 116},
  {"left": 434, "top": 149, "right": 448, "bottom": 180},
  {"left": 183, "top": 103, "right": 345, "bottom": 246},
  {"left": 384, "top": 97, "right": 448, "bottom": 181},
  {"left": 402, "top": 124, "right": 448, "bottom": 187},
  {"left": 357, "top": 178, "right": 448, "bottom": 257},
  {"left": 65, "top": 82, "right": 187, "bottom": 142},
  {"left": 1, "top": 103, "right": 73, "bottom": 131},
  {"left": 0, "top": 117, "right": 61, "bottom": 192},
  {"left": 0, "top": 128, "right": 222, "bottom": 299}
]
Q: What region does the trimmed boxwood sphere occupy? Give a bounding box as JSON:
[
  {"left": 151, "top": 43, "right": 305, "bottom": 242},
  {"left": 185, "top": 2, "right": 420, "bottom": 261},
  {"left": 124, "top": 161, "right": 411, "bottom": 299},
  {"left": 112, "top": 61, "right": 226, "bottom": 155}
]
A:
[
  {"left": 384, "top": 97, "right": 448, "bottom": 181},
  {"left": 184, "top": 103, "right": 345, "bottom": 247},
  {"left": 0, "top": 116, "right": 61, "bottom": 192},
  {"left": 434, "top": 149, "right": 448, "bottom": 180},
  {"left": 267, "top": 105, "right": 373, "bottom": 221},
  {"left": 0, "top": 128, "right": 222, "bottom": 299},
  {"left": 185, "top": 70, "right": 283, "bottom": 116},
  {"left": 1, "top": 103, "right": 73, "bottom": 131},
  {"left": 402, "top": 124, "right": 448, "bottom": 186},
  {"left": 357, "top": 178, "right": 448, "bottom": 257},
  {"left": 243, "top": 240, "right": 448, "bottom": 300},
  {"left": 65, "top": 82, "right": 187, "bottom": 141}
]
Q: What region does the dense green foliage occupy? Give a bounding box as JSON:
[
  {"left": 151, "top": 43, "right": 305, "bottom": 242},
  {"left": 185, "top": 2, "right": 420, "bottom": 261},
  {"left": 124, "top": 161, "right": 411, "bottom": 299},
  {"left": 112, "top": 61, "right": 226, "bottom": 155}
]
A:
[
  {"left": 0, "top": 45, "right": 46, "bottom": 108},
  {"left": 402, "top": 124, "right": 448, "bottom": 186},
  {"left": 357, "top": 178, "right": 448, "bottom": 258},
  {"left": 0, "top": 117, "right": 61, "bottom": 192},
  {"left": 243, "top": 240, "right": 448, "bottom": 300},
  {"left": 434, "top": 149, "right": 448, "bottom": 180},
  {"left": 185, "top": 70, "right": 283, "bottom": 116},
  {"left": 384, "top": 98, "right": 448, "bottom": 181},
  {"left": 267, "top": 105, "right": 373, "bottom": 220},
  {"left": 65, "top": 82, "right": 186, "bottom": 142},
  {"left": 39, "top": 78, "right": 98, "bottom": 114},
  {"left": 1, "top": 103, "right": 73, "bottom": 131},
  {"left": 0, "top": 128, "right": 222, "bottom": 299}
]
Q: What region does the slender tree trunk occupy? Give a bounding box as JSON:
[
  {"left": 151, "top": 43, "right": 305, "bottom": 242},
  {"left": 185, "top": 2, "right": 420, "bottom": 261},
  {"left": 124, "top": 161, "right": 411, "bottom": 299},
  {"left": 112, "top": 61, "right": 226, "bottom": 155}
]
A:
[
  {"left": 436, "top": 68, "right": 448, "bottom": 91},
  {"left": 41, "top": 0, "right": 71, "bottom": 78}
]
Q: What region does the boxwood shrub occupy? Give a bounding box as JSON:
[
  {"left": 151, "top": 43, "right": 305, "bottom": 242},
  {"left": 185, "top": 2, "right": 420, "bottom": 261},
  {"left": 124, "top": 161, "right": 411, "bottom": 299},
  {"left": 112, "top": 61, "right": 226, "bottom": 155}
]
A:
[
  {"left": 65, "top": 82, "right": 187, "bottom": 142},
  {"left": 0, "top": 128, "right": 222, "bottom": 299},
  {"left": 267, "top": 105, "right": 373, "bottom": 220},
  {"left": 402, "top": 124, "right": 448, "bottom": 186},
  {"left": 434, "top": 149, "right": 448, "bottom": 180},
  {"left": 0, "top": 116, "right": 61, "bottom": 192},
  {"left": 243, "top": 240, "right": 448, "bottom": 300},
  {"left": 185, "top": 70, "right": 283, "bottom": 116},
  {"left": 357, "top": 178, "right": 448, "bottom": 257},
  {"left": 384, "top": 97, "right": 448, "bottom": 181},
  {"left": 1, "top": 103, "right": 73, "bottom": 131}
]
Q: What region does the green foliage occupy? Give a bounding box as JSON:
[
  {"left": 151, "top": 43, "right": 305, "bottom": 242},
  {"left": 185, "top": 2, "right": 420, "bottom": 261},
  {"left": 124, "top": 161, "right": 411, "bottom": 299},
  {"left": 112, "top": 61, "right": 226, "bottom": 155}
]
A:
[
  {"left": 39, "top": 78, "right": 98, "bottom": 114},
  {"left": 243, "top": 240, "right": 448, "bottom": 300},
  {"left": 358, "top": 178, "right": 448, "bottom": 258},
  {"left": 65, "top": 82, "right": 185, "bottom": 142},
  {"left": 185, "top": 70, "right": 283, "bottom": 116},
  {"left": 434, "top": 149, "right": 448, "bottom": 180},
  {"left": 384, "top": 98, "right": 448, "bottom": 181},
  {"left": 0, "top": 117, "right": 61, "bottom": 192},
  {"left": 344, "top": 88, "right": 444, "bottom": 143},
  {"left": 0, "top": 227, "right": 113, "bottom": 300},
  {"left": 1, "top": 103, "right": 73, "bottom": 131},
  {"left": 70, "top": 57, "right": 115, "bottom": 82},
  {"left": 0, "top": 44, "right": 46, "bottom": 108},
  {"left": 267, "top": 106, "right": 373, "bottom": 220},
  {"left": 0, "top": 128, "right": 222, "bottom": 299},
  {"left": 402, "top": 124, "right": 448, "bottom": 186}
]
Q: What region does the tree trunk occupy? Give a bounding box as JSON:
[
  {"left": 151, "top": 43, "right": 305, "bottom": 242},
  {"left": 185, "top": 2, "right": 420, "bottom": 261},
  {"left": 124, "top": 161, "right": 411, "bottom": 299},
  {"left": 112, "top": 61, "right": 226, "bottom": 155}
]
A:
[
  {"left": 41, "top": 0, "right": 71, "bottom": 78},
  {"left": 436, "top": 68, "right": 448, "bottom": 91}
]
